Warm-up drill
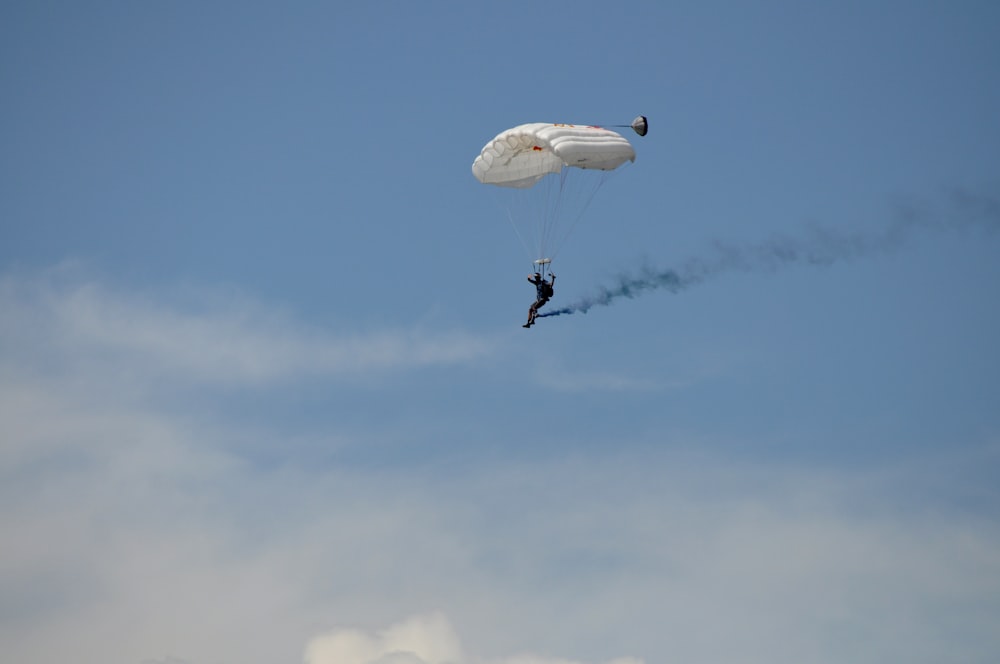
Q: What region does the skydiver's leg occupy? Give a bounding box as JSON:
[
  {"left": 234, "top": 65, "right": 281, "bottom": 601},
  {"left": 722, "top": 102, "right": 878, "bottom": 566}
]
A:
[
  {"left": 533, "top": 299, "right": 547, "bottom": 323},
  {"left": 526, "top": 299, "right": 548, "bottom": 327},
  {"left": 533, "top": 300, "right": 545, "bottom": 323}
]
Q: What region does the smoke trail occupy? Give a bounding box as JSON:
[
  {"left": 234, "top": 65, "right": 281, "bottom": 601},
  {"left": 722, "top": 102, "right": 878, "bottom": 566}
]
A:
[{"left": 540, "top": 187, "right": 999, "bottom": 318}]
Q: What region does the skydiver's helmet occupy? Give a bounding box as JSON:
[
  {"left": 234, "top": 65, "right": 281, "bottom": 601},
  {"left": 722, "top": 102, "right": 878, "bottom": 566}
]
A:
[{"left": 532, "top": 273, "right": 542, "bottom": 281}]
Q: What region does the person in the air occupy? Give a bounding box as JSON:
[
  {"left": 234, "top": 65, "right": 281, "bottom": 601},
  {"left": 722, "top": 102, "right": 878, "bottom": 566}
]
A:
[{"left": 523, "top": 272, "right": 555, "bottom": 328}]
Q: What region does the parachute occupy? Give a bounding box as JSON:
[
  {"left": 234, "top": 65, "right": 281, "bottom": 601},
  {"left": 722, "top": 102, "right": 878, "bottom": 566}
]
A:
[{"left": 472, "top": 118, "right": 645, "bottom": 275}]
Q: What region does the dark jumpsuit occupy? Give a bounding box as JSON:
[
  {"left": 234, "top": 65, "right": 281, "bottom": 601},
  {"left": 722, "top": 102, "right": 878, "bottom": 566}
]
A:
[{"left": 534, "top": 280, "right": 552, "bottom": 307}]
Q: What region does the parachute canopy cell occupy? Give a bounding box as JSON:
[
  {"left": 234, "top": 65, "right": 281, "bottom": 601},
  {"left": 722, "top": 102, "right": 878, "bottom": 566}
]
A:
[{"left": 472, "top": 123, "right": 636, "bottom": 189}]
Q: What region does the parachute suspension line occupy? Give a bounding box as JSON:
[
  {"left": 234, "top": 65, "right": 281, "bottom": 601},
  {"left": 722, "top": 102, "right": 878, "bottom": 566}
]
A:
[
  {"left": 537, "top": 169, "right": 563, "bottom": 262},
  {"left": 504, "top": 205, "right": 535, "bottom": 266},
  {"left": 552, "top": 169, "right": 571, "bottom": 257},
  {"left": 549, "top": 166, "right": 621, "bottom": 263},
  {"left": 532, "top": 166, "right": 621, "bottom": 265},
  {"left": 549, "top": 171, "right": 605, "bottom": 263},
  {"left": 525, "top": 167, "right": 558, "bottom": 260},
  {"left": 534, "top": 174, "right": 549, "bottom": 260}
]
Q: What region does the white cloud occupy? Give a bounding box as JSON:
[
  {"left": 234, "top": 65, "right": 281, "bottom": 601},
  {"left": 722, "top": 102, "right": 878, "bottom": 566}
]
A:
[
  {"left": 0, "top": 266, "right": 495, "bottom": 388},
  {"left": 304, "top": 612, "right": 643, "bottom": 664},
  {"left": 305, "top": 612, "right": 463, "bottom": 664},
  {"left": 3, "top": 388, "right": 999, "bottom": 664}
]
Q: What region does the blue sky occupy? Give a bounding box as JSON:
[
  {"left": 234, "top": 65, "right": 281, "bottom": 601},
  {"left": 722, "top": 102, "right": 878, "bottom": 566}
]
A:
[{"left": 2, "top": 2, "right": 999, "bottom": 663}]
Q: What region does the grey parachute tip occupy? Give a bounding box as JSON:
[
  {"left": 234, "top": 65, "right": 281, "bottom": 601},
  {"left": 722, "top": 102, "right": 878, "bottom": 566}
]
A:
[{"left": 631, "top": 115, "right": 648, "bottom": 137}]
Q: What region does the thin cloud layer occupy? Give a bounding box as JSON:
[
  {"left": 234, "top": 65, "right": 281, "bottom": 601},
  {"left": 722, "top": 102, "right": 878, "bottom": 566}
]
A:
[{"left": 0, "top": 267, "right": 495, "bottom": 387}]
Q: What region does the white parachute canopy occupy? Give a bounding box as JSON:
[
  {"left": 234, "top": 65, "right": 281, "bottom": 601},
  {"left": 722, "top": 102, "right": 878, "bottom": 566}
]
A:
[
  {"left": 471, "top": 122, "right": 639, "bottom": 267},
  {"left": 472, "top": 123, "right": 636, "bottom": 188}
]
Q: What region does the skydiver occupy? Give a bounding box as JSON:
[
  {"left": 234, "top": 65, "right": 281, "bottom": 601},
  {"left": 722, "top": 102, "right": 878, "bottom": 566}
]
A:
[{"left": 523, "top": 272, "right": 555, "bottom": 328}]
